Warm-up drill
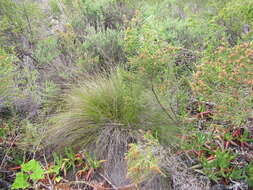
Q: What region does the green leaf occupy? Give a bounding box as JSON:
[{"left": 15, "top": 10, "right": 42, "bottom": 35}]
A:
[
  {"left": 11, "top": 172, "right": 30, "bottom": 189},
  {"left": 22, "top": 159, "right": 42, "bottom": 172},
  {"left": 22, "top": 159, "right": 45, "bottom": 181},
  {"left": 215, "top": 150, "right": 234, "bottom": 169},
  {"left": 230, "top": 168, "right": 244, "bottom": 180},
  {"left": 30, "top": 167, "right": 45, "bottom": 181},
  {"left": 0, "top": 128, "right": 6, "bottom": 137},
  {"left": 47, "top": 164, "right": 61, "bottom": 175}
]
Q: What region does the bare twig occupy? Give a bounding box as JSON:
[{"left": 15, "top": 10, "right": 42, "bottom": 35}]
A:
[
  {"left": 0, "top": 134, "right": 19, "bottom": 168},
  {"left": 151, "top": 83, "right": 179, "bottom": 126},
  {"left": 32, "top": 126, "right": 48, "bottom": 159},
  {"left": 22, "top": 2, "right": 33, "bottom": 39},
  {"left": 43, "top": 153, "right": 54, "bottom": 188},
  {"left": 98, "top": 172, "right": 117, "bottom": 189},
  {"left": 68, "top": 180, "right": 114, "bottom": 190},
  {"left": 15, "top": 47, "right": 40, "bottom": 66},
  {"left": 68, "top": 180, "right": 138, "bottom": 190}
]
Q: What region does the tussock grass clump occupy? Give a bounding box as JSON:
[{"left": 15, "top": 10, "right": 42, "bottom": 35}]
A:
[
  {"left": 48, "top": 69, "right": 156, "bottom": 150},
  {"left": 66, "top": 70, "right": 144, "bottom": 126}
]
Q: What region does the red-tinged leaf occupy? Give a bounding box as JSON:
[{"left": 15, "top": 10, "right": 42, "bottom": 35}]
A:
[
  {"left": 207, "top": 155, "right": 215, "bottom": 161},
  {"left": 232, "top": 129, "right": 241, "bottom": 137},
  {"left": 39, "top": 178, "right": 49, "bottom": 185},
  {"left": 175, "top": 150, "right": 185, "bottom": 155},
  {"left": 75, "top": 153, "right": 82, "bottom": 158},
  {"left": 195, "top": 110, "right": 213, "bottom": 119},
  {"left": 224, "top": 178, "right": 229, "bottom": 185},
  {"left": 76, "top": 169, "right": 86, "bottom": 178},
  {"left": 240, "top": 142, "right": 248, "bottom": 148},
  {"left": 10, "top": 166, "right": 21, "bottom": 170},
  {"left": 193, "top": 150, "right": 199, "bottom": 156},
  {"left": 224, "top": 141, "right": 230, "bottom": 149},
  {"left": 51, "top": 174, "right": 57, "bottom": 181},
  {"left": 175, "top": 134, "right": 186, "bottom": 139}
]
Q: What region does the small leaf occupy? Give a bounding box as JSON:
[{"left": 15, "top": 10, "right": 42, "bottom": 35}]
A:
[
  {"left": 55, "top": 176, "right": 62, "bottom": 182},
  {"left": 230, "top": 168, "right": 244, "bottom": 180},
  {"left": 22, "top": 159, "right": 40, "bottom": 172},
  {"left": 30, "top": 167, "right": 45, "bottom": 181},
  {"left": 12, "top": 172, "right": 30, "bottom": 189}
]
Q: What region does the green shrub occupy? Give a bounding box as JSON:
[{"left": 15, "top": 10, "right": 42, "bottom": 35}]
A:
[
  {"left": 40, "top": 80, "right": 60, "bottom": 115},
  {"left": 0, "top": 48, "right": 16, "bottom": 104},
  {"left": 124, "top": 11, "right": 162, "bottom": 57},
  {"left": 192, "top": 42, "right": 253, "bottom": 125},
  {"left": 159, "top": 0, "right": 252, "bottom": 50},
  {"left": 12, "top": 159, "right": 45, "bottom": 189},
  {"left": 125, "top": 15, "right": 191, "bottom": 118},
  {"left": 200, "top": 150, "right": 243, "bottom": 182},
  {"left": 35, "top": 36, "right": 60, "bottom": 65},
  {"left": 49, "top": 0, "right": 61, "bottom": 16},
  {"left": 78, "top": 29, "right": 125, "bottom": 72},
  {"left": 123, "top": 12, "right": 192, "bottom": 145},
  {"left": 213, "top": 0, "right": 253, "bottom": 44},
  {"left": 0, "top": 0, "right": 43, "bottom": 46},
  {"left": 55, "top": 0, "right": 131, "bottom": 34}
]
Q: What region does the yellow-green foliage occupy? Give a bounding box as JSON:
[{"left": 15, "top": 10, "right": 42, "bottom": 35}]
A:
[
  {"left": 125, "top": 132, "right": 164, "bottom": 184},
  {"left": 2, "top": 0, "right": 253, "bottom": 186},
  {"left": 216, "top": 0, "right": 253, "bottom": 29},
  {"left": 35, "top": 36, "right": 60, "bottom": 65},
  {"left": 79, "top": 29, "right": 125, "bottom": 71},
  {"left": 192, "top": 42, "right": 253, "bottom": 125},
  {"left": 124, "top": 13, "right": 179, "bottom": 84},
  {"left": 0, "top": 0, "right": 43, "bottom": 43},
  {"left": 54, "top": 0, "right": 118, "bottom": 33},
  {"left": 124, "top": 11, "right": 165, "bottom": 57},
  {"left": 0, "top": 48, "right": 16, "bottom": 102}
]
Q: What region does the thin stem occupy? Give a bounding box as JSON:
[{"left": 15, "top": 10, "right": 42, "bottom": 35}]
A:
[{"left": 151, "top": 83, "right": 179, "bottom": 126}]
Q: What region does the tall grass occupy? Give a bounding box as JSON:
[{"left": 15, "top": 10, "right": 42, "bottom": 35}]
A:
[{"left": 47, "top": 69, "right": 158, "bottom": 150}]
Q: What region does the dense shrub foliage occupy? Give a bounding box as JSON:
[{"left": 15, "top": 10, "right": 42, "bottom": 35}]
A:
[
  {"left": 0, "top": 48, "right": 16, "bottom": 104},
  {"left": 192, "top": 42, "right": 253, "bottom": 125},
  {"left": 0, "top": 0, "right": 253, "bottom": 189}
]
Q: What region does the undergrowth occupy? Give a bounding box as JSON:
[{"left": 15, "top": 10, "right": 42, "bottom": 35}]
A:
[{"left": 1, "top": 0, "right": 253, "bottom": 189}]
